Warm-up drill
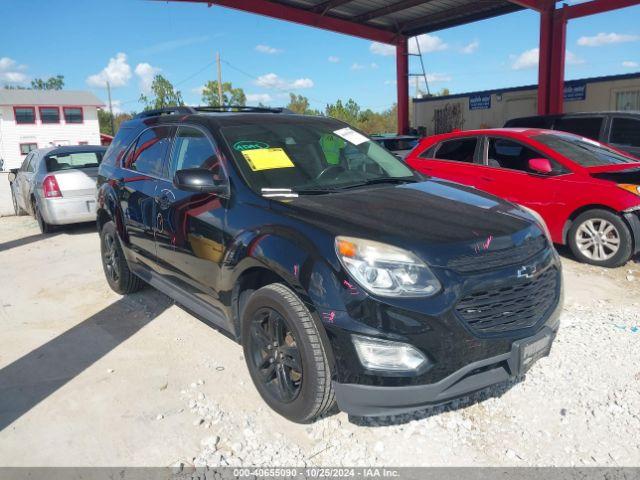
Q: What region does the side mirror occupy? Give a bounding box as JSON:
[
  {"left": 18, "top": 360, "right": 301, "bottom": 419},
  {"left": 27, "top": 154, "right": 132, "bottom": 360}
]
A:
[
  {"left": 8, "top": 171, "right": 16, "bottom": 183},
  {"left": 528, "top": 158, "right": 553, "bottom": 175},
  {"left": 173, "top": 168, "right": 228, "bottom": 195}
]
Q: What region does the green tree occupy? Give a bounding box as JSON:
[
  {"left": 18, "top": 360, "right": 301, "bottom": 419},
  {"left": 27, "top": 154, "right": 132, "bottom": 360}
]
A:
[
  {"left": 98, "top": 109, "right": 133, "bottom": 136},
  {"left": 324, "top": 99, "right": 396, "bottom": 135},
  {"left": 285, "top": 93, "right": 319, "bottom": 115},
  {"left": 436, "top": 88, "right": 450, "bottom": 96},
  {"left": 30, "top": 75, "right": 65, "bottom": 90},
  {"left": 325, "top": 98, "right": 361, "bottom": 126},
  {"left": 139, "top": 75, "right": 184, "bottom": 111},
  {"left": 201, "top": 81, "right": 246, "bottom": 107}
]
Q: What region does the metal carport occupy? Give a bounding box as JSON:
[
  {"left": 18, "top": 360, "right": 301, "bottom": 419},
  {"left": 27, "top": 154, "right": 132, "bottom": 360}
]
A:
[{"left": 164, "top": 0, "right": 640, "bottom": 133}]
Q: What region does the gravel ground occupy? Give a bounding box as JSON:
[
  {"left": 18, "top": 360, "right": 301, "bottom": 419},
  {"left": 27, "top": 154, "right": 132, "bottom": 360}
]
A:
[{"left": 0, "top": 202, "right": 639, "bottom": 467}]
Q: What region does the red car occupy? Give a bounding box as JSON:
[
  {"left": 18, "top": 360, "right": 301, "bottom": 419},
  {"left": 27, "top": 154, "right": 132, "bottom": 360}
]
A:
[{"left": 406, "top": 128, "right": 640, "bottom": 267}]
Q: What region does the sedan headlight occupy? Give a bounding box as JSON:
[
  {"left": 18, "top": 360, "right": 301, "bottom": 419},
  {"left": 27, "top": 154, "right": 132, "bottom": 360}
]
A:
[{"left": 335, "top": 236, "right": 441, "bottom": 297}]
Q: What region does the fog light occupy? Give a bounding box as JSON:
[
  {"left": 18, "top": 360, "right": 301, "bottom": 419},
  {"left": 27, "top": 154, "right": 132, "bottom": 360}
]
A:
[{"left": 352, "top": 335, "right": 429, "bottom": 372}]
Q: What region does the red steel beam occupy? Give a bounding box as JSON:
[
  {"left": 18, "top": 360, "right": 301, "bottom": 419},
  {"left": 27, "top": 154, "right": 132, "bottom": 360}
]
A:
[
  {"left": 537, "top": 4, "right": 553, "bottom": 114},
  {"left": 165, "top": 0, "right": 399, "bottom": 44},
  {"left": 565, "top": 0, "right": 640, "bottom": 19},
  {"left": 396, "top": 37, "right": 410, "bottom": 135},
  {"left": 548, "top": 7, "right": 568, "bottom": 114}
]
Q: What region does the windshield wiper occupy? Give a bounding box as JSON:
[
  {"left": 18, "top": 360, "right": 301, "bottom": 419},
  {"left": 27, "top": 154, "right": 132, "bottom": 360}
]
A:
[
  {"left": 338, "top": 177, "right": 419, "bottom": 190},
  {"left": 293, "top": 187, "right": 341, "bottom": 195}
]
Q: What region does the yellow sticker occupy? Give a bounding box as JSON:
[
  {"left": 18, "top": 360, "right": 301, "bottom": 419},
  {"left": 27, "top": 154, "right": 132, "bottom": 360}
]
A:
[{"left": 242, "top": 148, "right": 295, "bottom": 171}]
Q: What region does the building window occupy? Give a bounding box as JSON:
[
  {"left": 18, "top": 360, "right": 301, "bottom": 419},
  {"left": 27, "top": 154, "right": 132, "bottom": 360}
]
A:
[
  {"left": 39, "top": 106, "right": 60, "bottom": 124},
  {"left": 63, "top": 107, "right": 83, "bottom": 124},
  {"left": 20, "top": 143, "right": 38, "bottom": 155},
  {"left": 14, "top": 107, "right": 36, "bottom": 124},
  {"left": 616, "top": 91, "right": 640, "bottom": 111}
]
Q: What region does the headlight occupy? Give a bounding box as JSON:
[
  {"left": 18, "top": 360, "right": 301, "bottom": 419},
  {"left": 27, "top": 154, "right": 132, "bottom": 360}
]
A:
[
  {"left": 618, "top": 183, "right": 640, "bottom": 196},
  {"left": 352, "top": 334, "right": 429, "bottom": 372},
  {"left": 518, "top": 205, "right": 552, "bottom": 242},
  {"left": 335, "top": 236, "right": 441, "bottom": 297}
]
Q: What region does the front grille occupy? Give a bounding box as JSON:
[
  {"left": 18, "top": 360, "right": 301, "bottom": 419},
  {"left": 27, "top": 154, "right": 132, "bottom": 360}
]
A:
[
  {"left": 455, "top": 267, "right": 559, "bottom": 335},
  {"left": 448, "top": 236, "right": 547, "bottom": 273}
]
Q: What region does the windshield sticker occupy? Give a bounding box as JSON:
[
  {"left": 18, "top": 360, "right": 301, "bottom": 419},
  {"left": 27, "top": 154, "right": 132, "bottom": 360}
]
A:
[
  {"left": 333, "top": 127, "right": 369, "bottom": 146},
  {"left": 242, "top": 148, "right": 295, "bottom": 171},
  {"left": 233, "top": 140, "right": 270, "bottom": 151}
]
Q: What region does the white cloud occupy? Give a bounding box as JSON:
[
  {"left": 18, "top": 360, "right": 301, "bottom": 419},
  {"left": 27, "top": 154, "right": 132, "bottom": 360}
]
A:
[
  {"left": 103, "top": 99, "right": 124, "bottom": 115},
  {"left": 370, "top": 62, "right": 379, "bottom": 69},
  {"left": 511, "top": 48, "right": 583, "bottom": 70},
  {"left": 191, "top": 85, "right": 205, "bottom": 95},
  {"left": 351, "top": 63, "right": 365, "bottom": 70},
  {"left": 370, "top": 42, "right": 396, "bottom": 56},
  {"left": 410, "top": 34, "right": 448, "bottom": 54},
  {"left": 328, "top": 56, "right": 340, "bottom": 63},
  {"left": 255, "top": 44, "right": 282, "bottom": 54},
  {"left": 0, "top": 57, "right": 29, "bottom": 85},
  {"left": 255, "top": 73, "right": 314, "bottom": 90},
  {"left": 426, "top": 73, "right": 452, "bottom": 83},
  {"left": 460, "top": 40, "right": 479, "bottom": 54},
  {"left": 134, "top": 62, "right": 161, "bottom": 93},
  {"left": 578, "top": 32, "right": 639, "bottom": 47},
  {"left": 246, "top": 93, "right": 273, "bottom": 104},
  {"left": 623, "top": 60, "right": 639, "bottom": 68},
  {"left": 87, "top": 52, "right": 132, "bottom": 88}
]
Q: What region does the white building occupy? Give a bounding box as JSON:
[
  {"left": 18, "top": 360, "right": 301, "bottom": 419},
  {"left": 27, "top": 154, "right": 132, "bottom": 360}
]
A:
[{"left": 0, "top": 89, "right": 104, "bottom": 170}]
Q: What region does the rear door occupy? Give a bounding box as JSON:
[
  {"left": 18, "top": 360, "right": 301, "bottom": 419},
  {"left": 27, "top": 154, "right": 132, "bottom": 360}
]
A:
[
  {"left": 409, "top": 136, "right": 485, "bottom": 188},
  {"left": 119, "top": 125, "right": 173, "bottom": 268},
  {"left": 553, "top": 116, "right": 605, "bottom": 143},
  {"left": 154, "top": 125, "right": 229, "bottom": 313},
  {"left": 476, "top": 135, "right": 563, "bottom": 220},
  {"left": 608, "top": 116, "right": 640, "bottom": 158}
]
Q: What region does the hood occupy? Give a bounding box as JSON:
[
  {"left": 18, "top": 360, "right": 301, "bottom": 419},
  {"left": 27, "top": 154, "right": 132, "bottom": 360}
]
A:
[
  {"left": 273, "top": 179, "right": 542, "bottom": 267},
  {"left": 589, "top": 164, "right": 640, "bottom": 183}
]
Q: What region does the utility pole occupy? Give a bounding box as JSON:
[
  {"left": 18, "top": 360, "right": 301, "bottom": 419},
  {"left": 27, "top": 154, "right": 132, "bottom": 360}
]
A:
[
  {"left": 106, "top": 81, "right": 115, "bottom": 136},
  {"left": 216, "top": 52, "right": 224, "bottom": 107}
]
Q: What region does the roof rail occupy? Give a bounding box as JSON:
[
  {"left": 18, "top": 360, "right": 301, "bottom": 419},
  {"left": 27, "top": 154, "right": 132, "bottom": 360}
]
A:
[
  {"left": 193, "top": 105, "right": 292, "bottom": 114},
  {"left": 134, "top": 106, "right": 196, "bottom": 119}
]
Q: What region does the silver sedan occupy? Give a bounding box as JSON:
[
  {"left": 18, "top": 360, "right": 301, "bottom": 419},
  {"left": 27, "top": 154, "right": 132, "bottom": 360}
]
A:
[{"left": 9, "top": 145, "right": 107, "bottom": 233}]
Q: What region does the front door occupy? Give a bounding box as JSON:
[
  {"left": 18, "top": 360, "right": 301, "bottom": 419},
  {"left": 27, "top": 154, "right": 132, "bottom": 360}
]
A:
[
  {"left": 154, "top": 125, "right": 229, "bottom": 315},
  {"left": 118, "top": 125, "right": 173, "bottom": 269}
]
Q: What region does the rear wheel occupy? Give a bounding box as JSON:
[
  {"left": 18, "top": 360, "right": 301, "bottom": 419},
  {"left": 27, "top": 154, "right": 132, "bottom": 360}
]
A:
[
  {"left": 34, "top": 202, "right": 54, "bottom": 234},
  {"left": 568, "top": 209, "right": 632, "bottom": 268},
  {"left": 100, "top": 220, "right": 144, "bottom": 294},
  {"left": 241, "top": 283, "right": 335, "bottom": 423}
]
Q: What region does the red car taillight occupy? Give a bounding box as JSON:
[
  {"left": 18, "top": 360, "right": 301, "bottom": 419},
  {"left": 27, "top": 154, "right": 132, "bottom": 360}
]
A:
[{"left": 43, "top": 175, "right": 62, "bottom": 198}]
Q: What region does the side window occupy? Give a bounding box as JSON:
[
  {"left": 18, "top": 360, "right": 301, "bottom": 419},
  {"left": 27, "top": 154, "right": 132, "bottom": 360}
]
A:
[
  {"left": 487, "top": 138, "right": 560, "bottom": 173},
  {"left": 168, "top": 126, "right": 224, "bottom": 181},
  {"left": 419, "top": 144, "right": 438, "bottom": 159},
  {"left": 124, "top": 126, "right": 172, "bottom": 177},
  {"left": 434, "top": 138, "right": 478, "bottom": 163},
  {"left": 610, "top": 118, "right": 640, "bottom": 148},
  {"left": 554, "top": 117, "right": 603, "bottom": 140},
  {"left": 26, "top": 154, "right": 38, "bottom": 172}
]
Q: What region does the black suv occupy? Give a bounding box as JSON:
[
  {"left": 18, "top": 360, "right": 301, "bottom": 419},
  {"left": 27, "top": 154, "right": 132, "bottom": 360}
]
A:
[
  {"left": 97, "top": 106, "right": 563, "bottom": 422},
  {"left": 505, "top": 111, "right": 640, "bottom": 158}
]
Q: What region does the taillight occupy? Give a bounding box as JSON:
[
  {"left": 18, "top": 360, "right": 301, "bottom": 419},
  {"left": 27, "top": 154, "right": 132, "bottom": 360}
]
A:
[{"left": 43, "top": 175, "right": 62, "bottom": 198}]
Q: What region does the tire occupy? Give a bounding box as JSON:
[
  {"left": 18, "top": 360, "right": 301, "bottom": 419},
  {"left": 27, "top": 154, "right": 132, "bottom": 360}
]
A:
[
  {"left": 100, "top": 220, "right": 144, "bottom": 294},
  {"left": 568, "top": 209, "right": 633, "bottom": 268},
  {"left": 34, "top": 202, "right": 54, "bottom": 234},
  {"left": 241, "top": 283, "right": 335, "bottom": 423},
  {"left": 11, "top": 188, "right": 26, "bottom": 216}
]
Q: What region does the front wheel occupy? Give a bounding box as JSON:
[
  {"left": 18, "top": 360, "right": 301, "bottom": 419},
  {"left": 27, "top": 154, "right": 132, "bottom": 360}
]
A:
[
  {"left": 241, "top": 283, "right": 335, "bottom": 423},
  {"left": 568, "top": 209, "right": 633, "bottom": 268}
]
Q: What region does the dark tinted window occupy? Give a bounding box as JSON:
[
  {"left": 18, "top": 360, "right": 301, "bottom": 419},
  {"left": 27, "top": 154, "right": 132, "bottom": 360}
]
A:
[
  {"left": 63, "top": 107, "right": 83, "bottom": 124},
  {"left": 534, "top": 133, "right": 636, "bottom": 167},
  {"left": 505, "top": 116, "right": 552, "bottom": 129},
  {"left": 487, "top": 138, "right": 557, "bottom": 173},
  {"left": 46, "top": 151, "right": 102, "bottom": 172},
  {"left": 168, "top": 126, "right": 223, "bottom": 179},
  {"left": 39, "top": 107, "right": 60, "bottom": 124},
  {"left": 610, "top": 117, "right": 640, "bottom": 148},
  {"left": 15, "top": 107, "right": 35, "bottom": 124},
  {"left": 419, "top": 144, "right": 438, "bottom": 159},
  {"left": 125, "top": 126, "right": 172, "bottom": 177},
  {"left": 554, "top": 117, "right": 602, "bottom": 140},
  {"left": 435, "top": 138, "right": 478, "bottom": 162}
]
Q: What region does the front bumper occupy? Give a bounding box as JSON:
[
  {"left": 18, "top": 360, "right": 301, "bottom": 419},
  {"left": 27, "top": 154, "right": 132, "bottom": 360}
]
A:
[
  {"left": 334, "top": 326, "right": 556, "bottom": 417},
  {"left": 39, "top": 195, "right": 97, "bottom": 225}
]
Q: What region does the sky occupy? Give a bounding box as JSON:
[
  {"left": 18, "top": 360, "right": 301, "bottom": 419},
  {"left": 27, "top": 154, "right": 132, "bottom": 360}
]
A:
[{"left": 1, "top": 0, "right": 639, "bottom": 114}]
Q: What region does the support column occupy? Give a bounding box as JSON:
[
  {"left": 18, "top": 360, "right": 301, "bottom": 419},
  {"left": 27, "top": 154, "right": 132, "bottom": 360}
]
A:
[
  {"left": 548, "top": 6, "right": 568, "bottom": 114},
  {"left": 537, "top": 6, "right": 554, "bottom": 114},
  {"left": 396, "top": 36, "right": 409, "bottom": 135}
]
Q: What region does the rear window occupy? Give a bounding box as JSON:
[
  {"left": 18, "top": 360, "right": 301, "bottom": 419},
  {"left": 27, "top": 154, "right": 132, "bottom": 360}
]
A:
[
  {"left": 610, "top": 117, "right": 640, "bottom": 148},
  {"left": 533, "top": 133, "right": 636, "bottom": 167},
  {"left": 46, "top": 151, "right": 102, "bottom": 172},
  {"left": 554, "top": 116, "right": 603, "bottom": 140}
]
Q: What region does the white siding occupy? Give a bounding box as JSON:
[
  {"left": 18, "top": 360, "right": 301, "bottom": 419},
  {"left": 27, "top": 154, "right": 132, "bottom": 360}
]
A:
[{"left": 0, "top": 105, "right": 101, "bottom": 170}]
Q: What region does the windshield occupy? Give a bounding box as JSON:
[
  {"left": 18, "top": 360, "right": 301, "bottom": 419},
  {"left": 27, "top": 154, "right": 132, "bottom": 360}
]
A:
[
  {"left": 533, "top": 133, "right": 637, "bottom": 167},
  {"left": 220, "top": 117, "right": 417, "bottom": 194},
  {"left": 46, "top": 151, "right": 103, "bottom": 172}
]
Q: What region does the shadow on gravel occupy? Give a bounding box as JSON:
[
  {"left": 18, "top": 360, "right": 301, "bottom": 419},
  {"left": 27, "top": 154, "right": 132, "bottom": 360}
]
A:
[
  {"left": 0, "top": 289, "right": 172, "bottom": 432},
  {"left": 0, "top": 221, "right": 96, "bottom": 254},
  {"left": 347, "top": 377, "right": 524, "bottom": 427}
]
